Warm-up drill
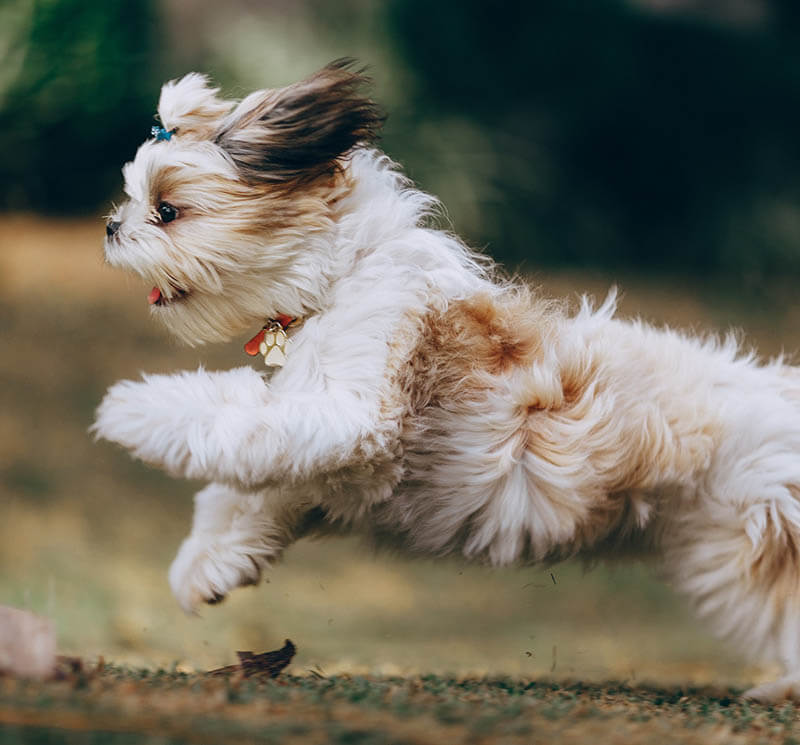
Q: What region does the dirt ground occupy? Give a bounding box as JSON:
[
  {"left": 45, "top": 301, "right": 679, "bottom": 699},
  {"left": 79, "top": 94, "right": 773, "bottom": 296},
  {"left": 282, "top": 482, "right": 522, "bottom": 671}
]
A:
[{"left": 3, "top": 665, "right": 800, "bottom": 745}]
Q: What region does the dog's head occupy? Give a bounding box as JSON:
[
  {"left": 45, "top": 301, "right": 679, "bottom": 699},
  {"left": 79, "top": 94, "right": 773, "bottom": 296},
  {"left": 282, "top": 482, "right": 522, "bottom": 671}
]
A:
[{"left": 104, "top": 60, "right": 383, "bottom": 344}]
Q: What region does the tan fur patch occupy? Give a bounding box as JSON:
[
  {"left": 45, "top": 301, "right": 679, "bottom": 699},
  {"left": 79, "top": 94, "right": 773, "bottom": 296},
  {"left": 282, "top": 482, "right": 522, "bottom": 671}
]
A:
[
  {"left": 750, "top": 502, "right": 800, "bottom": 605},
  {"left": 148, "top": 163, "right": 352, "bottom": 242},
  {"left": 400, "top": 288, "right": 555, "bottom": 413},
  {"left": 393, "top": 289, "right": 720, "bottom": 560}
]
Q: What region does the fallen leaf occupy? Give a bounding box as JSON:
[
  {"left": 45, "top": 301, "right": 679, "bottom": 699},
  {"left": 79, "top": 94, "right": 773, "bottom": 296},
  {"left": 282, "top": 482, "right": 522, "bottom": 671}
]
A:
[{"left": 207, "top": 639, "right": 296, "bottom": 678}]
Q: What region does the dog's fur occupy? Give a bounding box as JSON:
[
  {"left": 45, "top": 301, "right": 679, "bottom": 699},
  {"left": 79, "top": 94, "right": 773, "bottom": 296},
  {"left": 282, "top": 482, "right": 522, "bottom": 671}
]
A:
[{"left": 94, "top": 61, "right": 800, "bottom": 700}]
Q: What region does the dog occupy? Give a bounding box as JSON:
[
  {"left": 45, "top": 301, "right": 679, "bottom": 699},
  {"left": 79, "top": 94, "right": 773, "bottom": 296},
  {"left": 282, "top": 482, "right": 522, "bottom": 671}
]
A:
[{"left": 94, "top": 60, "right": 800, "bottom": 701}]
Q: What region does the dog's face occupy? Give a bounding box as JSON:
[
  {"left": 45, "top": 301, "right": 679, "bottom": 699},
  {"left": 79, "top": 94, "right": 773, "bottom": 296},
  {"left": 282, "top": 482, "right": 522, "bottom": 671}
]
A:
[{"left": 104, "top": 62, "right": 382, "bottom": 344}]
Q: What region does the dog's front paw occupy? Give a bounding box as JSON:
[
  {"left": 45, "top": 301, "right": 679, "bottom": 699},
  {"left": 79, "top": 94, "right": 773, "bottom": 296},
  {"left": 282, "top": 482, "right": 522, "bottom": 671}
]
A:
[
  {"left": 93, "top": 376, "right": 198, "bottom": 475},
  {"left": 93, "top": 367, "right": 268, "bottom": 481},
  {"left": 168, "top": 533, "right": 269, "bottom": 614}
]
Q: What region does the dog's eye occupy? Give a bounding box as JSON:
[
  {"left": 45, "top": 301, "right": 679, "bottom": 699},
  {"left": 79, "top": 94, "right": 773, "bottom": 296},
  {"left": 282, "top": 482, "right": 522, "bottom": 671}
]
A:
[{"left": 157, "top": 202, "right": 179, "bottom": 224}]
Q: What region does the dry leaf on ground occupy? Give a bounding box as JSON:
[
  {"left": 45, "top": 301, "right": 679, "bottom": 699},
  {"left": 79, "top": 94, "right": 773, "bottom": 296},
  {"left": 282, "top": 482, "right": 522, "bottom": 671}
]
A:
[{"left": 207, "top": 639, "right": 296, "bottom": 678}]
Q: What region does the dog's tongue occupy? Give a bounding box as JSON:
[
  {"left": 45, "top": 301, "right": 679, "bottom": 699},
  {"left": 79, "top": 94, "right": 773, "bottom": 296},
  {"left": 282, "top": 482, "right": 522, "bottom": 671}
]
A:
[{"left": 148, "top": 287, "right": 162, "bottom": 305}]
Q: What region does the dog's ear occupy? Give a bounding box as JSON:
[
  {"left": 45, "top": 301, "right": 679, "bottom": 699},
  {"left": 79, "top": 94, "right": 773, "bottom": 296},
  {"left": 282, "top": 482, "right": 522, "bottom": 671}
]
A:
[
  {"left": 214, "top": 59, "right": 384, "bottom": 185},
  {"left": 158, "top": 73, "right": 234, "bottom": 140}
]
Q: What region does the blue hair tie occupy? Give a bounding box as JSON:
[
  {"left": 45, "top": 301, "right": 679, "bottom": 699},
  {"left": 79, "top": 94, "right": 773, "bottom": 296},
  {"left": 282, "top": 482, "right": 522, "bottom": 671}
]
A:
[{"left": 151, "top": 126, "right": 176, "bottom": 142}]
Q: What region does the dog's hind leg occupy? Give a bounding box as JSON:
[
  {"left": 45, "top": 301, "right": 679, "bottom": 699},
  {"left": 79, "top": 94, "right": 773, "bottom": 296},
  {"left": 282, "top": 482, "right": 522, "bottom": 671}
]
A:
[
  {"left": 168, "top": 482, "right": 301, "bottom": 613},
  {"left": 660, "top": 429, "right": 800, "bottom": 701}
]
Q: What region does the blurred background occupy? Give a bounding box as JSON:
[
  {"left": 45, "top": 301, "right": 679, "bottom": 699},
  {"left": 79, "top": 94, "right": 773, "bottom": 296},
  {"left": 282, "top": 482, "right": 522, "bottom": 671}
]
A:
[{"left": 2, "top": 0, "right": 800, "bottom": 685}]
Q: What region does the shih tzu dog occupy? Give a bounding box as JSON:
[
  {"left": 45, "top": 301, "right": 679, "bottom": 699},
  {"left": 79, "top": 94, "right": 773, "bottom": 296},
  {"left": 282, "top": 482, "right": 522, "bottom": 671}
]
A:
[{"left": 95, "top": 60, "right": 800, "bottom": 700}]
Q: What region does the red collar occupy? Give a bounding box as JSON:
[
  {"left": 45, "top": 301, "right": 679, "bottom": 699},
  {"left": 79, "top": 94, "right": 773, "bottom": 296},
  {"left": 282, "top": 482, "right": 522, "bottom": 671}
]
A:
[{"left": 244, "top": 314, "right": 296, "bottom": 356}]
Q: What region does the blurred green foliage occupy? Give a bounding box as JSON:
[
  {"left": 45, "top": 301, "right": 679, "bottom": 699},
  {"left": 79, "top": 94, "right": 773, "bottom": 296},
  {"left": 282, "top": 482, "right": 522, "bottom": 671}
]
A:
[
  {"left": 3, "top": 0, "right": 800, "bottom": 277},
  {"left": 0, "top": 0, "right": 161, "bottom": 213},
  {"left": 387, "top": 0, "right": 800, "bottom": 276}
]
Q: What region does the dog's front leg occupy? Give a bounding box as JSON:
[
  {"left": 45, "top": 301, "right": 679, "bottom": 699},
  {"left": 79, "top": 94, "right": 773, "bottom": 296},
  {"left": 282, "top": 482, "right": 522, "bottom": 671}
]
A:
[
  {"left": 167, "top": 481, "right": 303, "bottom": 613},
  {"left": 93, "top": 366, "right": 270, "bottom": 480},
  {"left": 93, "top": 364, "right": 387, "bottom": 486}
]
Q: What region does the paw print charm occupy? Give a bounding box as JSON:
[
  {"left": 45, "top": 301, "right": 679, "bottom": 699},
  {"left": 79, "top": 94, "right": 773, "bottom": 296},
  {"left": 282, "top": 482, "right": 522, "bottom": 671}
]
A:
[
  {"left": 259, "top": 324, "right": 288, "bottom": 367},
  {"left": 244, "top": 319, "right": 293, "bottom": 367}
]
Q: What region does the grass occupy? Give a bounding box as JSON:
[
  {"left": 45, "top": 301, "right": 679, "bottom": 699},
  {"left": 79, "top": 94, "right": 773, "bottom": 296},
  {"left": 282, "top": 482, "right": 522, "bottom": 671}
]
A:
[
  {"left": 2, "top": 667, "right": 800, "bottom": 744},
  {"left": 4, "top": 216, "right": 800, "bottom": 741}
]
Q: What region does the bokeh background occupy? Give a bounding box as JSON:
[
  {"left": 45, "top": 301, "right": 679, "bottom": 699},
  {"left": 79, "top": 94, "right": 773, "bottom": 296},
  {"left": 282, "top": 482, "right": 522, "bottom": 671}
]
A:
[{"left": 3, "top": 0, "right": 800, "bottom": 685}]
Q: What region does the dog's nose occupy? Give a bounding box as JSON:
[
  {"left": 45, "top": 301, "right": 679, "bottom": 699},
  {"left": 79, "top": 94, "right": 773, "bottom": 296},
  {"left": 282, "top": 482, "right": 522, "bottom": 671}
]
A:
[{"left": 106, "top": 220, "right": 121, "bottom": 237}]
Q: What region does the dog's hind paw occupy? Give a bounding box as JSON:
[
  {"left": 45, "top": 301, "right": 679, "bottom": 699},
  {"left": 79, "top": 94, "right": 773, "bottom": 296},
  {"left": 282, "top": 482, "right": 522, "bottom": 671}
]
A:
[
  {"left": 168, "top": 534, "right": 268, "bottom": 614},
  {"left": 743, "top": 674, "right": 800, "bottom": 702}
]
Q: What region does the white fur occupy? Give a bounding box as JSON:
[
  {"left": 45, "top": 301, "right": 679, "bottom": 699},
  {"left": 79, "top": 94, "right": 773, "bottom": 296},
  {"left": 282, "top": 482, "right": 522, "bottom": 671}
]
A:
[{"left": 94, "top": 70, "right": 800, "bottom": 700}]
